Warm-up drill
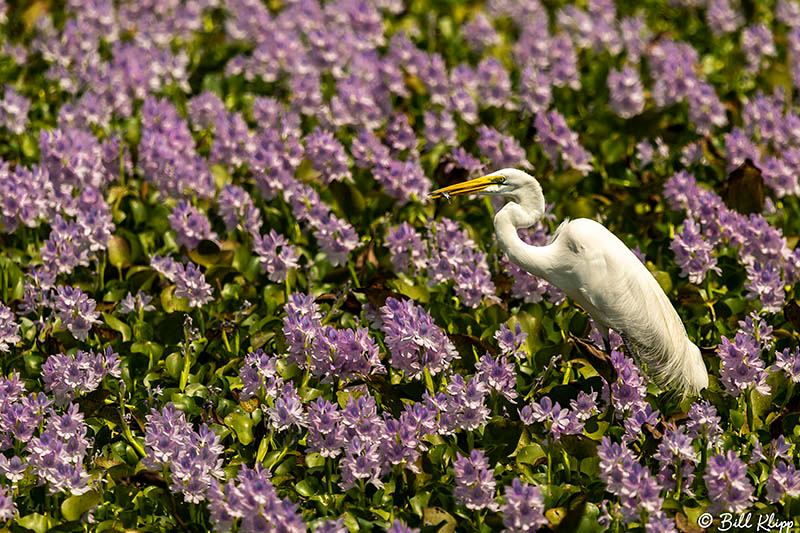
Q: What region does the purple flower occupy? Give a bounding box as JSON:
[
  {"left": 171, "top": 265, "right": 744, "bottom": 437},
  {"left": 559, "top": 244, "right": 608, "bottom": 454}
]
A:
[
  {"left": 744, "top": 262, "right": 785, "bottom": 313},
  {"left": 385, "top": 222, "right": 427, "bottom": 275},
  {"left": 707, "top": 0, "right": 743, "bottom": 35},
  {"left": 305, "top": 128, "right": 352, "bottom": 184},
  {"left": 477, "top": 126, "right": 529, "bottom": 170},
  {"left": 475, "top": 353, "right": 518, "bottom": 402},
  {"left": 687, "top": 82, "right": 728, "bottom": 134},
  {"left": 217, "top": 185, "right": 262, "bottom": 236},
  {"left": 386, "top": 520, "right": 419, "bottom": 533},
  {"left": 529, "top": 397, "right": 584, "bottom": 441},
  {"left": 350, "top": 128, "right": 391, "bottom": 169},
  {"left": 494, "top": 323, "right": 528, "bottom": 360},
  {"left": 238, "top": 349, "right": 284, "bottom": 401},
  {"left": 548, "top": 33, "right": 581, "bottom": 89},
  {"left": 778, "top": 0, "right": 800, "bottom": 27},
  {"left": 648, "top": 40, "right": 699, "bottom": 108},
  {"left": 519, "top": 66, "right": 552, "bottom": 116},
  {"left": 268, "top": 384, "right": 306, "bottom": 432},
  {"left": 598, "top": 436, "right": 663, "bottom": 523},
  {"left": 253, "top": 230, "right": 299, "bottom": 283},
  {"left": 42, "top": 347, "right": 121, "bottom": 405},
  {"left": 704, "top": 450, "right": 754, "bottom": 513},
  {"left": 534, "top": 110, "right": 592, "bottom": 175},
  {"left": 340, "top": 436, "right": 384, "bottom": 490},
  {"left": 207, "top": 464, "right": 304, "bottom": 533},
  {"left": 501, "top": 478, "right": 548, "bottom": 532},
  {"left": 610, "top": 350, "right": 647, "bottom": 412},
  {"left": 620, "top": 15, "right": 650, "bottom": 62},
  {"left": 426, "top": 218, "right": 498, "bottom": 307},
  {"left": 150, "top": 256, "right": 213, "bottom": 308},
  {"left": 718, "top": 332, "right": 771, "bottom": 396},
  {"left": 144, "top": 404, "right": 225, "bottom": 504},
  {"left": 453, "top": 449, "right": 498, "bottom": 511},
  {"left": 654, "top": 426, "right": 697, "bottom": 494},
  {"left": 765, "top": 461, "right": 800, "bottom": 502},
  {"left": 686, "top": 400, "right": 723, "bottom": 448},
  {"left": 570, "top": 390, "right": 600, "bottom": 421},
  {"left": 773, "top": 346, "right": 800, "bottom": 382},
  {"left": 607, "top": 67, "right": 645, "bottom": 119},
  {"left": 670, "top": 218, "right": 720, "bottom": 284},
  {"left": 306, "top": 398, "right": 344, "bottom": 458},
  {"left": 379, "top": 298, "right": 458, "bottom": 379},
  {"left": 423, "top": 110, "right": 457, "bottom": 148},
  {"left": 118, "top": 291, "right": 155, "bottom": 315},
  {"left": 372, "top": 158, "right": 431, "bottom": 204},
  {"left": 623, "top": 403, "right": 661, "bottom": 444},
  {"left": 168, "top": 200, "right": 218, "bottom": 250},
  {"left": 52, "top": 286, "right": 100, "bottom": 341},
  {"left": 742, "top": 23, "right": 776, "bottom": 72},
  {"left": 0, "top": 301, "right": 20, "bottom": 352},
  {"left": 462, "top": 13, "right": 499, "bottom": 52},
  {"left": 0, "top": 86, "right": 30, "bottom": 135}
]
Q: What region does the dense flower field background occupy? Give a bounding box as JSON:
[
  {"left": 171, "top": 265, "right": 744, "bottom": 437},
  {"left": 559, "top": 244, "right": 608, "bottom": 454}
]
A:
[{"left": 0, "top": 0, "right": 799, "bottom": 530}]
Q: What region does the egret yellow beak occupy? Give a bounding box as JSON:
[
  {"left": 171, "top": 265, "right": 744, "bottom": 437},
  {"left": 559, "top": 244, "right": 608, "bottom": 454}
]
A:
[{"left": 429, "top": 174, "right": 503, "bottom": 200}]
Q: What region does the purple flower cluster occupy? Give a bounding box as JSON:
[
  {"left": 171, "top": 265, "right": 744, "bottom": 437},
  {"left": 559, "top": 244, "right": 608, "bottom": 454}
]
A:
[
  {"left": 686, "top": 400, "right": 724, "bottom": 449},
  {"left": 118, "top": 291, "right": 155, "bottom": 315},
  {"left": 534, "top": 110, "right": 592, "bottom": 174},
  {"left": 379, "top": 297, "right": 458, "bottom": 379},
  {"left": 0, "top": 373, "right": 49, "bottom": 448},
  {"left": 52, "top": 285, "right": 100, "bottom": 341},
  {"left": 143, "top": 403, "right": 224, "bottom": 504},
  {"left": 252, "top": 230, "right": 299, "bottom": 283},
  {"left": 501, "top": 478, "right": 548, "bottom": 532},
  {"left": 269, "top": 384, "right": 306, "bottom": 432},
  {"left": 704, "top": 450, "right": 754, "bottom": 513},
  {"left": 477, "top": 126, "right": 528, "bottom": 170},
  {"left": 653, "top": 426, "right": 697, "bottom": 495},
  {"left": 28, "top": 404, "right": 93, "bottom": 495},
  {"left": 138, "top": 97, "right": 215, "bottom": 200},
  {"left": 453, "top": 449, "right": 498, "bottom": 511},
  {"left": 598, "top": 436, "right": 664, "bottom": 523},
  {"left": 717, "top": 332, "right": 770, "bottom": 397},
  {"left": 475, "top": 353, "right": 518, "bottom": 402},
  {"left": 42, "top": 347, "right": 120, "bottom": 405},
  {"left": 773, "top": 346, "right": 800, "bottom": 382},
  {"left": 426, "top": 218, "right": 498, "bottom": 308},
  {"left": 520, "top": 396, "right": 587, "bottom": 441},
  {"left": 610, "top": 350, "right": 647, "bottom": 412},
  {"left": 766, "top": 460, "right": 800, "bottom": 503},
  {"left": 150, "top": 255, "right": 214, "bottom": 308},
  {"left": 168, "top": 200, "right": 218, "bottom": 250},
  {"left": 208, "top": 464, "right": 304, "bottom": 533},
  {"left": 238, "top": 349, "right": 284, "bottom": 401},
  {"left": 664, "top": 170, "right": 797, "bottom": 312},
  {"left": 607, "top": 66, "right": 645, "bottom": 119},
  {"left": 742, "top": 23, "right": 776, "bottom": 72},
  {"left": 670, "top": 218, "right": 720, "bottom": 284},
  {"left": 494, "top": 322, "right": 528, "bottom": 360},
  {"left": 384, "top": 222, "right": 427, "bottom": 275},
  {"left": 0, "top": 301, "right": 20, "bottom": 352},
  {"left": 707, "top": 0, "right": 743, "bottom": 35},
  {"left": 217, "top": 185, "right": 262, "bottom": 236},
  {"left": 305, "top": 128, "right": 352, "bottom": 184},
  {"left": 40, "top": 209, "right": 114, "bottom": 276},
  {"left": 283, "top": 293, "right": 384, "bottom": 380},
  {"left": 0, "top": 86, "right": 30, "bottom": 134}
]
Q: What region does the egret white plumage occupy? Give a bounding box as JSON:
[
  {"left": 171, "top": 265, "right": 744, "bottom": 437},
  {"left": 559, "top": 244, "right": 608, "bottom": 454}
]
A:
[{"left": 430, "top": 168, "right": 708, "bottom": 396}]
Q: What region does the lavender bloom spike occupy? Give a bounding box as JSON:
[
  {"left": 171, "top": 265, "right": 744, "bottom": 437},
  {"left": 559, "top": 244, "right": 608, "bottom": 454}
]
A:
[{"left": 0, "top": 301, "right": 20, "bottom": 352}]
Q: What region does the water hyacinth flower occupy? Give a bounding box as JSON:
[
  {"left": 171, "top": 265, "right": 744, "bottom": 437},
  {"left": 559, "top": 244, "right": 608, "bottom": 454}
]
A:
[
  {"left": 607, "top": 66, "right": 645, "bottom": 119},
  {"left": 773, "top": 346, "right": 800, "bottom": 382},
  {"left": 52, "top": 285, "right": 100, "bottom": 341},
  {"left": 238, "top": 349, "right": 284, "bottom": 401},
  {"left": 598, "top": 436, "right": 664, "bottom": 523},
  {"left": 765, "top": 461, "right": 800, "bottom": 502},
  {"left": 704, "top": 450, "right": 754, "bottom": 513},
  {"left": 741, "top": 23, "right": 776, "bottom": 72},
  {"left": 717, "top": 332, "right": 771, "bottom": 397},
  {"left": 384, "top": 222, "right": 427, "bottom": 275},
  {"left": 379, "top": 297, "right": 458, "bottom": 379},
  {"left": 0, "top": 485, "right": 16, "bottom": 520},
  {"left": 118, "top": 291, "right": 155, "bottom": 315},
  {"left": 475, "top": 353, "right": 518, "bottom": 402},
  {"left": 534, "top": 110, "right": 592, "bottom": 174},
  {"left": 217, "top": 184, "right": 262, "bottom": 236},
  {"left": 207, "top": 464, "right": 304, "bottom": 533},
  {"left": 42, "top": 347, "right": 121, "bottom": 405},
  {"left": 168, "top": 200, "right": 218, "bottom": 250},
  {"left": 670, "top": 218, "right": 720, "bottom": 284},
  {"left": 0, "top": 301, "right": 20, "bottom": 352},
  {"left": 252, "top": 229, "right": 299, "bottom": 283},
  {"left": 150, "top": 255, "right": 214, "bottom": 308},
  {"left": 0, "top": 85, "right": 30, "bottom": 135},
  {"left": 268, "top": 384, "right": 306, "bottom": 432},
  {"left": 494, "top": 322, "right": 527, "bottom": 360},
  {"left": 654, "top": 426, "right": 697, "bottom": 494},
  {"left": 453, "top": 449, "right": 499, "bottom": 511},
  {"left": 527, "top": 396, "right": 584, "bottom": 441},
  {"left": 501, "top": 478, "right": 548, "bottom": 532},
  {"left": 707, "top": 0, "right": 743, "bottom": 35},
  {"left": 143, "top": 403, "right": 224, "bottom": 504}
]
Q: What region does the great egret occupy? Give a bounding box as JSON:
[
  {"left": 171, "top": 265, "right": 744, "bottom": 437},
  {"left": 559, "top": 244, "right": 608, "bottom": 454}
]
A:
[{"left": 430, "top": 168, "right": 708, "bottom": 396}]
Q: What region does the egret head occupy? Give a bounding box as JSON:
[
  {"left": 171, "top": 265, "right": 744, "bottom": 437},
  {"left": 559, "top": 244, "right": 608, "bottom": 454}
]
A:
[{"left": 430, "top": 168, "right": 539, "bottom": 201}]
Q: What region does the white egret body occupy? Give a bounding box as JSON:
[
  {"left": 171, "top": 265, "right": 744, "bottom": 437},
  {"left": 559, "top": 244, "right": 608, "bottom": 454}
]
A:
[{"left": 431, "top": 168, "right": 708, "bottom": 396}]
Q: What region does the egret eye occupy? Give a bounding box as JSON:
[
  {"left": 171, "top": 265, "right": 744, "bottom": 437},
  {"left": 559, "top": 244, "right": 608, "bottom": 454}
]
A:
[{"left": 492, "top": 176, "right": 506, "bottom": 184}]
